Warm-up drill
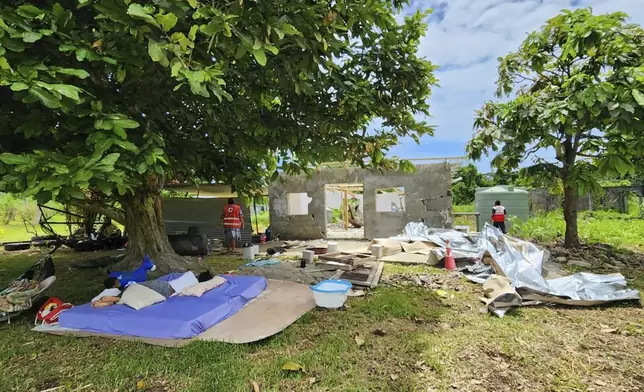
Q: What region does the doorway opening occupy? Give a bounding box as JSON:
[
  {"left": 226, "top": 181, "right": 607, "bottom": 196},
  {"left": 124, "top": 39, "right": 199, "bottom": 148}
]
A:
[{"left": 324, "top": 183, "right": 365, "bottom": 240}]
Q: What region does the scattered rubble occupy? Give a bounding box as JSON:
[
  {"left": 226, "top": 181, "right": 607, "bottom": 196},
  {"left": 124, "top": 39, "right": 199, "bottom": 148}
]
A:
[
  {"left": 546, "top": 242, "right": 644, "bottom": 270},
  {"left": 382, "top": 272, "right": 463, "bottom": 291}
]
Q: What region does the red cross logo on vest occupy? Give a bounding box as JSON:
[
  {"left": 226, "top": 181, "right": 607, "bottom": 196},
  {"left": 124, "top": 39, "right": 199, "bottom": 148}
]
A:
[{"left": 223, "top": 204, "right": 242, "bottom": 228}]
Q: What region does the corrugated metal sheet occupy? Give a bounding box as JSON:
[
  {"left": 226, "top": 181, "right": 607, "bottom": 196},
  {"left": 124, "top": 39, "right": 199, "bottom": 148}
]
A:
[{"left": 163, "top": 198, "right": 254, "bottom": 244}]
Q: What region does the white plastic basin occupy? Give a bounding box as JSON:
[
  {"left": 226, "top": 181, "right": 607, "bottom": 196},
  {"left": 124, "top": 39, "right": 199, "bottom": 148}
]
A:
[{"left": 311, "top": 280, "right": 352, "bottom": 309}]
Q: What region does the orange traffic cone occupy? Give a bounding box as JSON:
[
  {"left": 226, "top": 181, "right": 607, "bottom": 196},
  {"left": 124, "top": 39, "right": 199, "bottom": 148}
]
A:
[{"left": 444, "top": 239, "right": 456, "bottom": 271}]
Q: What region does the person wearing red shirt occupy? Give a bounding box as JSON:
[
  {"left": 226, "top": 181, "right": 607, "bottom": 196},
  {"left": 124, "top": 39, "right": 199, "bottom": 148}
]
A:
[
  {"left": 221, "top": 198, "right": 244, "bottom": 252},
  {"left": 491, "top": 200, "right": 507, "bottom": 233}
]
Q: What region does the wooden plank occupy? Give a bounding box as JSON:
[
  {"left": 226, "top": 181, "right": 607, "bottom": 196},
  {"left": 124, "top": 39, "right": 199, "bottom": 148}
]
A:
[
  {"left": 369, "top": 262, "right": 385, "bottom": 288},
  {"left": 330, "top": 261, "right": 383, "bottom": 288}
]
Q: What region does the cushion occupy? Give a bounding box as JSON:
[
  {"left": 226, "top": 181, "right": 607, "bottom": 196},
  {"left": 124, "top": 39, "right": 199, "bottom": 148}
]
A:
[
  {"left": 168, "top": 272, "right": 199, "bottom": 294},
  {"left": 180, "top": 276, "right": 227, "bottom": 297},
  {"left": 118, "top": 283, "right": 165, "bottom": 310}
]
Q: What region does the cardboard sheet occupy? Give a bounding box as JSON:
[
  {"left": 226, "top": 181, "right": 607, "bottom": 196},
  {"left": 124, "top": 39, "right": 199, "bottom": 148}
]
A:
[
  {"left": 368, "top": 239, "right": 403, "bottom": 256},
  {"left": 33, "top": 279, "right": 315, "bottom": 347},
  {"left": 400, "top": 241, "right": 431, "bottom": 253}
]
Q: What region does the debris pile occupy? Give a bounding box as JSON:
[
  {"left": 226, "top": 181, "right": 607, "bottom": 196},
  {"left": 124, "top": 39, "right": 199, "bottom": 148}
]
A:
[
  {"left": 391, "top": 222, "right": 640, "bottom": 316},
  {"left": 546, "top": 243, "right": 644, "bottom": 270},
  {"left": 382, "top": 272, "right": 463, "bottom": 292}
]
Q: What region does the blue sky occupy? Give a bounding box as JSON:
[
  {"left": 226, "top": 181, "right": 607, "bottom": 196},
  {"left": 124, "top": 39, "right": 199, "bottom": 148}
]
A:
[{"left": 385, "top": 0, "right": 644, "bottom": 172}]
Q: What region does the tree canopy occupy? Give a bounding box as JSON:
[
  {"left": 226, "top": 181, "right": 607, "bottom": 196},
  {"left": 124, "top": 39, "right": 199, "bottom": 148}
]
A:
[
  {"left": 451, "top": 164, "right": 491, "bottom": 205},
  {"left": 0, "top": 0, "right": 437, "bottom": 270},
  {"left": 467, "top": 8, "right": 644, "bottom": 247}
]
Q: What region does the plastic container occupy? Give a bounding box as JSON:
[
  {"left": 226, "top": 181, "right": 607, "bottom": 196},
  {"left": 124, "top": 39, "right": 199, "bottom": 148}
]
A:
[
  {"left": 311, "top": 279, "right": 352, "bottom": 309},
  {"left": 242, "top": 246, "right": 254, "bottom": 261},
  {"left": 327, "top": 241, "right": 339, "bottom": 253},
  {"left": 371, "top": 244, "right": 383, "bottom": 260}
]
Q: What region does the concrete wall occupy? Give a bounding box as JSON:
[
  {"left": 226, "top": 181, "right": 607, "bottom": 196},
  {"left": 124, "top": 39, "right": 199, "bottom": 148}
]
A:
[
  {"left": 269, "top": 163, "right": 452, "bottom": 240},
  {"left": 163, "top": 198, "right": 253, "bottom": 243}
]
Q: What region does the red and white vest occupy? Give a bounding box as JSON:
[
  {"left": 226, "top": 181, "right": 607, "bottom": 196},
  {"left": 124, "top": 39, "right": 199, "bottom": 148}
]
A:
[
  {"left": 492, "top": 205, "right": 506, "bottom": 222},
  {"left": 223, "top": 204, "right": 242, "bottom": 229}
]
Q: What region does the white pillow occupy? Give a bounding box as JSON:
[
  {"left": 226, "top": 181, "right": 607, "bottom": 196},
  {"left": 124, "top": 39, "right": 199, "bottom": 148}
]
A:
[
  {"left": 118, "top": 283, "right": 165, "bottom": 310},
  {"left": 180, "top": 276, "right": 227, "bottom": 297},
  {"left": 168, "top": 272, "right": 199, "bottom": 294}
]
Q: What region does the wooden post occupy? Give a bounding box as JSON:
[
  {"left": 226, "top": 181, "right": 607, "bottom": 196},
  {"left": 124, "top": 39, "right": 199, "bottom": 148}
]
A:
[{"left": 343, "top": 188, "right": 349, "bottom": 231}]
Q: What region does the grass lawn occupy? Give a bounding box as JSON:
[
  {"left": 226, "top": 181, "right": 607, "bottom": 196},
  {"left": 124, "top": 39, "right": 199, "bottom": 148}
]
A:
[
  {"left": 0, "top": 223, "right": 37, "bottom": 243},
  {"left": 0, "top": 244, "right": 642, "bottom": 392}
]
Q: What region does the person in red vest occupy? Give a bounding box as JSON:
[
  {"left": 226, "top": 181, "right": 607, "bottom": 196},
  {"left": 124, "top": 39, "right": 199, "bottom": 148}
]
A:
[
  {"left": 491, "top": 200, "right": 507, "bottom": 233},
  {"left": 221, "top": 198, "right": 244, "bottom": 252}
]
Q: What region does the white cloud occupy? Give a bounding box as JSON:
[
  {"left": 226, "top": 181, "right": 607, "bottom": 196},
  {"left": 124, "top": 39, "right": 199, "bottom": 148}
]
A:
[{"left": 410, "top": 0, "right": 644, "bottom": 144}]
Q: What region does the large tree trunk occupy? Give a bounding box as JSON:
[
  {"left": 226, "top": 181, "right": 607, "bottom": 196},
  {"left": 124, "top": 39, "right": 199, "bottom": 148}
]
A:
[
  {"left": 119, "top": 192, "right": 194, "bottom": 273},
  {"left": 562, "top": 181, "right": 580, "bottom": 248}
]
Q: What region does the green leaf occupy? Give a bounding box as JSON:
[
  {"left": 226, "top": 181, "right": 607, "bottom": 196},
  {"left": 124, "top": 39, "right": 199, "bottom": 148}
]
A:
[
  {"left": 314, "top": 32, "right": 322, "bottom": 42},
  {"left": 274, "top": 28, "right": 285, "bottom": 40},
  {"left": 264, "top": 44, "right": 278, "bottom": 55},
  {"left": 188, "top": 0, "right": 198, "bottom": 8},
  {"left": 0, "top": 153, "right": 31, "bottom": 165},
  {"left": 75, "top": 48, "right": 87, "bottom": 61},
  {"left": 16, "top": 5, "right": 45, "bottom": 19},
  {"left": 22, "top": 32, "right": 42, "bottom": 43},
  {"left": 0, "top": 57, "right": 10, "bottom": 70},
  {"left": 252, "top": 49, "right": 267, "bottom": 66},
  {"left": 148, "top": 40, "right": 169, "bottom": 67},
  {"left": 95, "top": 119, "right": 114, "bottom": 130},
  {"left": 67, "top": 188, "right": 86, "bottom": 200},
  {"left": 112, "top": 124, "right": 127, "bottom": 139},
  {"left": 75, "top": 169, "right": 93, "bottom": 182},
  {"left": 622, "top": 103, "right": 635, "bottom": 113},
  {"left": 94, "top": 138, "right": 113, "bottom": 154},
  {"left": 156, "top": 12, "right": 178, "bottom": 32},
  {"left": 101, "top": 153, "right": 121, "bottom": 166},
  {"left": 96, "top": 179, "right": 113, "bottom": 194},
  {"left": 116, "top": 68, "right": 127, "bottom": 83},
  {"left": 10, "top": 82, "right": 29, "bottom": 92},
  {"left": 116, "top": 184, "right": 127, "bottom": 196},
  {"left": 252, "top": 38, "right": 262, "bottom": 50},
  {"left": 632, "top": 90, "right": 644, "bottom": 107},
  {"left": 57, "top": 68, "right": 90, "bottom": 79},
  {"left": 136, "top": 162, "right": 148, "bottom": 174},
  {"left": 127, "top": 4, "right": 161, "bottom": 28},
  {"left": 189, "top": 25, "right": 199, "bottom": 41},
  {"left": 29, "top": 86, "right": 62, "bottom": 108},
  {"left": 59, "top": 44, "right": 76, "bottom": 52},
  {"left": 234, "top": 45, "right": 247, "bottom": 59},
  {"left": 51, "top": 84, "right": 81, "bottom": 101},
  {"left": 614, "top": 156, "right": 632, "bottom": 176},
  {"left": 608, "top": 102, "right": 619, "bottom": 111},
  {"left": 113, "top": 139, "right": 139, "bottom": 153},
  {"left": 114, "top": 119, "right": 140, "bottom": 129},
  {"left": 280, "top": 24, "right": 299, "bottom": 36}
]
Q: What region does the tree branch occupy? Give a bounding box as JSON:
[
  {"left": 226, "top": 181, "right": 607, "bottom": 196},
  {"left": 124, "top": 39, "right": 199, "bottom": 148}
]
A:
[
  {"left": 68, "top": 200, "right": 126, "bottom": 225},
  {"left": 577, "top": 153, "right": 601, "bottom": 158}
]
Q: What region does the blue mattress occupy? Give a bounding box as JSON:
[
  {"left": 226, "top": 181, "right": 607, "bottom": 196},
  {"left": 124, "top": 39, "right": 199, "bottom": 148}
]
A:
[{"left": 59, "top": 275, "right": 267, "bottom": 339}]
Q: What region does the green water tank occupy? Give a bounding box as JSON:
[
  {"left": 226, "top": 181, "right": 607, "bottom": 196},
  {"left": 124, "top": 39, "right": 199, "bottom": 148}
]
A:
[{"left": 475, "top": 186, "right": 529, "bottom": 231}]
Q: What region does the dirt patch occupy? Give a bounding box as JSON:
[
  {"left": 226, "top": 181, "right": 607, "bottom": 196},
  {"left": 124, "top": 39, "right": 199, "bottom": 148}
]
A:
[{"left": 382, "top": 271, "right": 464, "bottom": 291}]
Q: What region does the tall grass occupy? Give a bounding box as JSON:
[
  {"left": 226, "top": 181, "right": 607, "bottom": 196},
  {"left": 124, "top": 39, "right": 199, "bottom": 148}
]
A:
[{"left": 510, "top": 209, "right": 644, "bottom": 250}]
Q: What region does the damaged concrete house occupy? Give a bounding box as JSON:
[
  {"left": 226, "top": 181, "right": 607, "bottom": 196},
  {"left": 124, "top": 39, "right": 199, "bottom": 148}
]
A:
[
  {"left": 269, "top": 163, "right": 454, "bottom": 240},
  {"left": 162, "top": 161, "right": 455, "bottom": 243}
]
